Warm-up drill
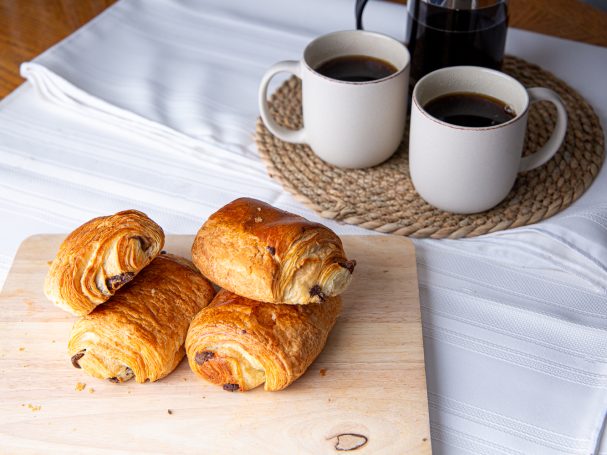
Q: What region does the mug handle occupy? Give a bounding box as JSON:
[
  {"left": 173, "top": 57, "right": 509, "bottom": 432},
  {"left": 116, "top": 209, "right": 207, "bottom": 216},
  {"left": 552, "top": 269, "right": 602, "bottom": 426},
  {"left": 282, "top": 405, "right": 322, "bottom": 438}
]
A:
[
  {"left": 355, "top": 0, "right": 370, "bottom": 30},
  {"left": 519, "top": 87, "right": 568, "bottom": 172},
  {"left": 258, "top": 60, "right": 306, "bottom": 144}
]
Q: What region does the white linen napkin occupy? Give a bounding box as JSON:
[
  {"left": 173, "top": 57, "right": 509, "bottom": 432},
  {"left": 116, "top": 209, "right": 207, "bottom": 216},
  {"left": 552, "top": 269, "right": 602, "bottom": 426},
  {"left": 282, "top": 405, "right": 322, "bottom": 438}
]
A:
[{"left": 4, "top": 0, "right": 607, "bottom": 452}]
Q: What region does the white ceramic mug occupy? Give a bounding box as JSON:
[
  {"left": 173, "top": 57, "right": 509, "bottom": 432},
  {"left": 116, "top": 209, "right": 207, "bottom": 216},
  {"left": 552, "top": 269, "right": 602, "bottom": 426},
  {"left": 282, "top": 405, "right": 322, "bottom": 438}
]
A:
[
  {"left": 259, "top": 30, "right": 410, "bottom": 169},
  {"left": 409, "top": 66, "right": 568, "bottom": 214}
]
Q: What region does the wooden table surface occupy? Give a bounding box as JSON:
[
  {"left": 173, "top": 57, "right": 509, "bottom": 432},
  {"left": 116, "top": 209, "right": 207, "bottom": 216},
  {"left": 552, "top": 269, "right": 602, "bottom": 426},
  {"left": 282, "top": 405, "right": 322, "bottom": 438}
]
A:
[{"left": 0, "top": 0, "right": 606, "bottom": 99}]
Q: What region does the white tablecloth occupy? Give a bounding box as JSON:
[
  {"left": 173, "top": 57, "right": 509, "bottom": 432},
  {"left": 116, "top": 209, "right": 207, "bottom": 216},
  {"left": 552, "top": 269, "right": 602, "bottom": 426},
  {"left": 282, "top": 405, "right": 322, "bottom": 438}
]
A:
[{"left": 2, "top": 0, "right": 607, "bottom": 453}]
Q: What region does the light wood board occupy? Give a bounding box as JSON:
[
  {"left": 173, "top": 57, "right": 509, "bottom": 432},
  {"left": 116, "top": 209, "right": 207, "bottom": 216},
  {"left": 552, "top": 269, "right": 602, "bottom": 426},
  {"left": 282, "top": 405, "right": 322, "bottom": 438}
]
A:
[{"left": 0, "top": 235, "right": 430, "bottom": 454}]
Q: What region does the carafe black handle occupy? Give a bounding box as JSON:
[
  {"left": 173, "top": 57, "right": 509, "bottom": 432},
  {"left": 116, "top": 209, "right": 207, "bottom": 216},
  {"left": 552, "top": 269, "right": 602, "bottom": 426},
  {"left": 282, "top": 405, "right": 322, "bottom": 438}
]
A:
[{"left": 355, "top": 0, "right": 370, "bottom": 30}]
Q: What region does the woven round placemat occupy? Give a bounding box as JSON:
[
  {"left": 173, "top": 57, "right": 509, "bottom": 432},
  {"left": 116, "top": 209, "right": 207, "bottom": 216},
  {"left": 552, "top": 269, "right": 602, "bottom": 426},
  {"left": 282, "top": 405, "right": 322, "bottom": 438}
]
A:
[{"left": 256, "top": 56, "right": 605, "bottom": 239}]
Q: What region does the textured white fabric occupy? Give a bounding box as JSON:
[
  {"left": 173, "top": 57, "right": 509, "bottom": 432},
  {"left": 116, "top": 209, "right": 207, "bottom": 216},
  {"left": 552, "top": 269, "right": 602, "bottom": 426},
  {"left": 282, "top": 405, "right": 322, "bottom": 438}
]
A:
[{"left": 1, "top": 0, "right": 607, "bottom": 452}]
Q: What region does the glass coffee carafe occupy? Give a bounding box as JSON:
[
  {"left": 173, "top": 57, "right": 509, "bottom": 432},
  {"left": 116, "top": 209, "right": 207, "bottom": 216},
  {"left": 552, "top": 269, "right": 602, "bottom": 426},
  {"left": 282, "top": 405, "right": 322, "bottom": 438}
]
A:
[{"left": 356, "top": 0, "right": 509, "bottom": 86}]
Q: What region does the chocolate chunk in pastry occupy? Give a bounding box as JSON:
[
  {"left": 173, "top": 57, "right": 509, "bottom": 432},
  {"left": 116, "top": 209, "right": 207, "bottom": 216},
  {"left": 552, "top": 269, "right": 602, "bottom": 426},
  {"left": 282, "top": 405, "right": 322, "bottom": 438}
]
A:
[
  {"left": 44, "top": 210, "right": 165, "bottom": 316},
  {"left": 191, "top": 198, "right": 355, "bottom": 305},
  {"left": 68, "top": 254, "right": 215, "bottom": 384},
  {"left": 71, "top": 351, "right": 85, "bottom": 369},
  {"left": 105, "top": 272, "right": 135, "bottom": 291},
  {"left": 195, "top": 351, "right": 215, "bottom": 364},
  {"left": 186, "top": 289, "right": 341, "bottom": 392}
]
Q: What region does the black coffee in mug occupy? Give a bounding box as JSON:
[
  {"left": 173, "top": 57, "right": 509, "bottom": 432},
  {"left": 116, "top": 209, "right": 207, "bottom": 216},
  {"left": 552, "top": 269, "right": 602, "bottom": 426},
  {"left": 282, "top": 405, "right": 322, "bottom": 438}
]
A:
[
  {"left": 315, "top": 55, "right": 397, "bottom": 82},
  {"left": 424, "top": 92, "right": 515, "bottom": 127}
]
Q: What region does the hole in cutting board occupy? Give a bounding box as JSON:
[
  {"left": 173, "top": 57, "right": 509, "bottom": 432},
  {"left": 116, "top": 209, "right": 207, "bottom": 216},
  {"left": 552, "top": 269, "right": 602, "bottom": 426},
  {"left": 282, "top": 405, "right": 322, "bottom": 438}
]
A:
[{"left": 330, "top": 433, "right": 369, "bottom": 451}]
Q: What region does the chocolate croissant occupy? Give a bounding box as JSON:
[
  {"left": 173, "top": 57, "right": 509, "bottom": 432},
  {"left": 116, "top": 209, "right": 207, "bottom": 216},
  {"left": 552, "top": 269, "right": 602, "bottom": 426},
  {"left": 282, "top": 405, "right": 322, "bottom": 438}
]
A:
[
  {"left": 191, "top": 198, "right": 355, "bottom": 305},
  {"left": 186, "top": 289, "right": 341, "bottom": 392},
  {"left": 44, "top": 210, "right": 164, "bottom": 316},
  {"left": 68, "top": 254, "right": 215, "bottom": 383}
]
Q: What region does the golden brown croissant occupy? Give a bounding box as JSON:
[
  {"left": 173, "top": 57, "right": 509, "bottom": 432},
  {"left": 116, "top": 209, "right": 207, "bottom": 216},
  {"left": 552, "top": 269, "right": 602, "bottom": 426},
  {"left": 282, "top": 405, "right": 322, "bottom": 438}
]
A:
[
  {"left": 44, "top": 210, "right": 164, "bottom": 316},
  {"left": 186, "top": 289, "right": 341, "bottom": 392},
  {"left": 68, "top": 253, "right": 215, "bottom": 383},
  {"left": 191, "top": 198, "right": 355, "bottom": 305}
]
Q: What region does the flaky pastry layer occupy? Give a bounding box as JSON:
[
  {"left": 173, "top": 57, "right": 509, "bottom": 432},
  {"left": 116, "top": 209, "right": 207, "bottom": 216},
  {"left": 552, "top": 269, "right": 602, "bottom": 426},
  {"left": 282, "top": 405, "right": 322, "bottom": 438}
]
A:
[
  {"left": 186, "top": 289, "right": 341, "bottom": 392},
  {"left": 44, "top": 210, "right": 164, "bottom": 316},
  {"left": 68, "top": 254, "right": 215, "bottom": 383},
  {"left": 191, "top": 198, "right": 355, "bottom": 305}
]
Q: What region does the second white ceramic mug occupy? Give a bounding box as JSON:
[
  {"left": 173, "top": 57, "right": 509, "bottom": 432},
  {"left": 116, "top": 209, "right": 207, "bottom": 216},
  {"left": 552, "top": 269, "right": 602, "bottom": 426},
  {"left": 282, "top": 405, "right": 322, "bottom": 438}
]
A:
[
  {"left": 409, "top": 66, "right": 568, "bottom": 214},
  {"left": 259, "top": 30, "right": 410, "bottom": 169}
]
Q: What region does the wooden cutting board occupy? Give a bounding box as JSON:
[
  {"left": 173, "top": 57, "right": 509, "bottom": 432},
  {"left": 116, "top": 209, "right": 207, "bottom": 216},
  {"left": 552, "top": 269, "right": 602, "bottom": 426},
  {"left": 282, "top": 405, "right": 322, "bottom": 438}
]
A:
[{"left": 0, "top": 235, "right": 430, "bottom": 454}]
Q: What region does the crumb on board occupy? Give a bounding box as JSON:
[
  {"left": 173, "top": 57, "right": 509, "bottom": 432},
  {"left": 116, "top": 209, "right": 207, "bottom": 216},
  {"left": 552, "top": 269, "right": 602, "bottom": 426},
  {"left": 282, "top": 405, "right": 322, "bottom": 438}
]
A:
[
  {"left": 75, "top": 382, "right": 86, "bottom": 392},
  {"left": 320, "top": 368, "right": 327, "bottom": 376},
  {"left": 47, "top": 261, "right": 52, "bottom": 266},
  {"left": 27, "top": 404, "right": 41, "bottom": 412},
  {"left": 19, "top": 347, "right": 25, "bottom": 351},
  {"left": 182, "top": 377, "right": 187, "bottom": 381},
  {"left": 88, "top": 388, "right": 95, "bottom": 394},
  {"left": 52, "top": 340, "right": 56, "bottom": 343},
  {"left": 167, "top": 409, "right": 173, "bottom": 415}
]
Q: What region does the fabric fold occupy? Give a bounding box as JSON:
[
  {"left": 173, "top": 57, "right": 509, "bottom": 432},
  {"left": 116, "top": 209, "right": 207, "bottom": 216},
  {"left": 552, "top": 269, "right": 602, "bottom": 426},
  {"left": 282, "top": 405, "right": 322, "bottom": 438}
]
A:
[{"left": 21, "top": 62, "right": 269, "bottom": 178}]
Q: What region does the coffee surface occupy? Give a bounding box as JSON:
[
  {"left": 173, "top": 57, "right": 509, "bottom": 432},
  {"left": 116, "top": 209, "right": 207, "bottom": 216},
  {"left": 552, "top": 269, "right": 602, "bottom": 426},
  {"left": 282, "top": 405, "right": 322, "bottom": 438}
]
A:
[
  {"left": 424, "top": 92, "right": 515, "bottom": 127},
  {"left": 315, "top": 55, "right": 397, "bottom": 82}
]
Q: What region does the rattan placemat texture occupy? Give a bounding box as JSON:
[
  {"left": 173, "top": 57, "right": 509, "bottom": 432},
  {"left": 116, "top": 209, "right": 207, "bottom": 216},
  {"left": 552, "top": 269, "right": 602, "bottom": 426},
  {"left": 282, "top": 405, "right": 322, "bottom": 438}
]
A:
[{"left": 256, "top": 56, "right": 605, "bottom": 238}]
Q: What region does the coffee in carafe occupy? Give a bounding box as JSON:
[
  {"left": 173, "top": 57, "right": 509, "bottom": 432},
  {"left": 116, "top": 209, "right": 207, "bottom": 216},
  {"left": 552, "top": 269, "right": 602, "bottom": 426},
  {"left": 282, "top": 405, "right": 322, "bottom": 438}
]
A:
[
  {"left": 356, "top": 0, "right": 509, "bottom": 86},
  {"left": 406, "top": 0, "right": 508, "bottom": 85}
]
